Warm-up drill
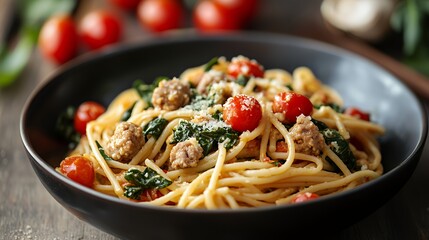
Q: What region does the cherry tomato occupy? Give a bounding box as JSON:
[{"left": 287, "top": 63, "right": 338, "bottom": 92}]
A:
[
  {"left": 74, "top": 101, "right": 105, "bottom": 135},
  {"left": 227, "top": 56, "right": 264, "bottom": 78},
  {"left": 272, "top": 92, "right": 313, "bottom": 124},
  {"left": 139, "top": 189, "right": 163, "bottom": 202},
  {"left": 137, "top": 0, "right": 184, "bottom": 32},
  {"left": 193, "top": 0, "right": 242, "bottom": 31},
  {"left": 345, "top": 107, "right": 370, "bottom": 121},
  {"left": 109, "top": 0, "right": 140, "bottom": 10},
  {"left": 60, "top": 156, "right": 95, "bottom": 188},
  {"left": 291, "top": 192, "right": 319, "bottom": 203},
  {"left": 79, "top": 10, "right": 122, "bottom": 50},
  {"left": 223, "top": 94, "right": 262, "bottom": 132},
  {"left": 214, "top": 0, "right": 259, "bottom": 24},
  {"left": 38, "top": 15, "right": 78, "bottom": 64}
]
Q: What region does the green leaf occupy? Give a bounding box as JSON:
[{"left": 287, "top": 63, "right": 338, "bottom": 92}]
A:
[
  {"left": 121, "top": 102, "right": 136, "bottom": 121},
  {"left": 143, "top": 117, "right": 169, "bottom": 140},
  {"left": 403, "top": 0, "right": 421, "bottom": 55},
  {"left": 96, "top": 141, "right": 114, "bottom": 161},
  {"left": 0, "top": 27, "right": 37, "bottom": 87},
  {"left": 320, "top": 128, "right": 356, "bottom": 170},
  {"left": 171, "top": 120, "right": 239, "bottom": 156},
  {"left": 55, "top": 105, "right": 81, "bottom": 149},
  {"left": 314, "top": 103, "right": 343, "bottom": 113},
  {"left": 133, "top": 78, "right": 166, "bottom": 109},
  {"left": 124, "top": 168, "right": 172, "bottom": 189},
  {"left": 18, "top": 0, "right": 76, "bottom": 27},
  {"left": 203, "top": 57, "right": 219, "bottom": 72}
]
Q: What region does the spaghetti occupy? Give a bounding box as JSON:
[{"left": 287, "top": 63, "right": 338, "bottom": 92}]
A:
[{"left": 57, "top": 56, "right": 385, "bottom": 209}]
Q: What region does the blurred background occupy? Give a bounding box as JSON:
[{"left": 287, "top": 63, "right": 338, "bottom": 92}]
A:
[
  {"left": 1, "top": 0, "right": 429, "bottom": 239},
  {"left": 1, "top": 0, "right": 429, "bottom": 91}
]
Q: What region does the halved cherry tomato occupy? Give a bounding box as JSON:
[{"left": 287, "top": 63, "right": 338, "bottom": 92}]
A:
[
  {"left": 74, "top": 101, "right": 105, "bottom": 135},
  {"left": 137, "top": 0, "right": 184, "bottom": 32},
  {"left": 38, "top": 15, "right": 78, "bottom": 64},
  {"left": 344, "top": 107, "right": 370, "bottom": 121},
  {"left": 291, "top": 192, "right": 320, "bottom": 203},
  {"left": 79, "top": 10, "right": 122, "bottom": 50},
  {"left": 193, "top": 0, "right": 242, "bottom": 31},
  {"left": 109, "top": 0, "right": 140, "bottom": 11},
  {"left": 60, "top": 156, "right": 95, "bottom": 188},
  {"left": 272, "top": 92, "right": 313, "bottom": 124},
  {"left": 223, "top": 94, "right": 262, "bottom": 132},
  {"left": 227, "top": 56, "right": 264, "bottom": 79}
]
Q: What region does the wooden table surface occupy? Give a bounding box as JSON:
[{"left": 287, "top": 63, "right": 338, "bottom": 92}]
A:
[{"left": 1, "top": 0, "right": 429, "bottom": 239}]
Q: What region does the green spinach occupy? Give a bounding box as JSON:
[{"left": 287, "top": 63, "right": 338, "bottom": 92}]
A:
[
  {"left": 143, "top": 117, "right": 168, "bottom": 140},
  {"left": 123, "top": 168, "right": 172, "bottom": 200},
  {"left": 171, "top": 120, "right": 239, "bottom": 156},
  {"left": 96, "top": 141, "right": 113, "bottom": 161},
  {"left": 133, "top": 77, "right": 166, "bottom": 109},
  {"left": 121, "top": 102, "right": 136, "bottom": 121},
  {"left": 311, "top": 118, "right": 355, "bottom": 170},
  {"left": 203, "top": 57, "right": 219, "bottom": 72},
  {"left": 55, "top": 106, "right": 80, "bottom": 149}
]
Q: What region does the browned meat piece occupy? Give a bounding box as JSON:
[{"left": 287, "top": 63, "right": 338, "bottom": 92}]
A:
[
  {"left": 288, "top": 115, "right": 325, "bottom": 156},
  {"left": 196, "top": 70, "right": 226, "bottom": 94},
  {"left": 105, "top": 122, "right": 144, "bottom": 162},
  {"left": 152, "top": 78, "right": 191, "bottom": 110},
  {"left": 169, "top": 138, "right": 204, "bottom": 170}
]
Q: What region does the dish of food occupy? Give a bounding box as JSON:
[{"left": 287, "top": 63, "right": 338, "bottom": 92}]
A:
[
  {"left": 20, "top": 32, "right": 426, "bottom": 238},
  {"left": 56, "top": 55, "right": 385, "bottom": 209}
]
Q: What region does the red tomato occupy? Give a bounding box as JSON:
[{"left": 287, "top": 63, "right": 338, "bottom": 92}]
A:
[
  {"left": 223, "top": 94, "right": 262, "bottom": 132},
  {"left": 79, "top": 10, "right": 122, "bottom": 50},
  {"left": 291, "top": 192, "right": 319, "bottom": 203},
  {"left": 38, "top": 15, "right": 78, "bottom": 64},
  {"left": 139, "top": 189, "right": 163, "bottom": 202},
  {"left": 214, "top": 0, "right": 259, "bottom": 24},
  {"left": 74, "top": 101, "right": 105, "bottom": 135},
  {"left": 227, "top": 56, "right": 264, "bottom": 78},
  {"left": 137, "top": 0, "right": 184, "bottom": 32},
  {"left": 193, "top": 0, "right": 243, "bottom": 31},
  {"left": 272, "top": 92, "right": 313, "bottom": 124},
  {"left": 60, "top": 156, "right": 95, "bottom": 188},
  {"left": 345, "top": 107, "right": 370, "bottom": 121},
  {"left": 110, "top": 0, "right": 140, "bottom": 10}
]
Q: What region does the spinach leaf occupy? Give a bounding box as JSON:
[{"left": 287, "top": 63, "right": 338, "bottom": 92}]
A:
[
  {"left": 133, "top": 78, "right": 165, "bottom": 109},
  {"left": 185, "top": 90, "right": 216, "bottom": 111},
  {"left": 311, "top": 118, "right": 328, "bottom": 130},
  {"left": 121, "top": 102, "right": 136, "bottom": 121},
  {"left": 236, "top": 75, "right": 249, "bottom": 86},
  {"left": 310, "top": 118, "right": 356, "bottom": 170},
  {"left": 143, "top": 117, "right": 168, "bottom": 140},
  {"left": 171, "top": 120, "right": 239, "bottom": 156},
  {"left": 314, "top": 103, "right": 343, "bottom": 113},
  {"left": 320, "top": 128, "right": 356, "bottom": 170},
  {"left": 204, "top": 57, "right": 219, "bottom": 72},
  {"left": 123, "top": 168, "right": 172, "bottom": 200},
  {"left": 96, "top": 141, "right": 113, "bottom": 161},
  {"left": 55, "top": 106, "right": 80, "bottom": 149}
]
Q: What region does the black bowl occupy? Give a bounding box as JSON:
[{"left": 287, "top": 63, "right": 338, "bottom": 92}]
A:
[{"left": 20, "top": 32, "right": 427, "bottom": 239}]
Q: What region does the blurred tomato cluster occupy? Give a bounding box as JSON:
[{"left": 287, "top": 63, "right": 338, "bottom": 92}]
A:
[{"left": 38, "top": 0, "right": 259, "bottom": 64}]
